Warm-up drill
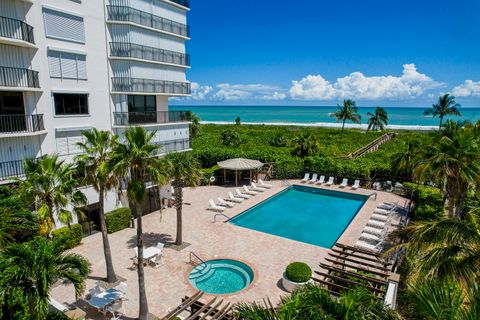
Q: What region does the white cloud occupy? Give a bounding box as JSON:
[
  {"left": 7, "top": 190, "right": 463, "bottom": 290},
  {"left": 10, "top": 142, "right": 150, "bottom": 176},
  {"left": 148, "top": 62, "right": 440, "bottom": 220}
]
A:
[
  {"left": 189, "top": 82, "right": 213, "bottom": 100},
  {"left": 452, "top": 80, "right": 480, "bottom": 97},
  {"left": 289, "top": 64, "right": 443, "bottom": 101},
  {"left": 213, "top": 83, "right": 287, "bottom": 101}
]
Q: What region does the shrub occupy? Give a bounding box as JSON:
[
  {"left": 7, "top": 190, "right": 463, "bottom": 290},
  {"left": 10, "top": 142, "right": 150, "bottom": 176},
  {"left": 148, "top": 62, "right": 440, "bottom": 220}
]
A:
[
  {"left": 235, "top": 116, "right": 241, "bottom": 125},
  {"left": 51, "top": 224, "right": 83, "bottom": 249},
  {"left": 285, "top": 262, "right": 312, "bottom": 283},
  {"left": 105, "top": 208, "right": 132, "bottom": 234},
  {"left": 403, "top": 182, "right": 444, "bottom": 220},
  {"left": 269, "top": 135, "right": 288, "bottom": 147},
  {"left": 46, "top": 311, "right": 69, "bottom": 320},
  {"left": 200, "top": 165, "right": 220, "bottom": 185},
  {"left": 220, "top": 129, "right": 242, "bottom": 147}
]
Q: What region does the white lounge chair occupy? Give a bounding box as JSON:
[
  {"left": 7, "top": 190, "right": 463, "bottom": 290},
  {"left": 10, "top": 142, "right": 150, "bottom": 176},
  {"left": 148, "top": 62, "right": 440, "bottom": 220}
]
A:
[
  {"left": 360, "top": 232, "right": 384, "bottom": 242},
  {"left": 315, "top": 175, "right": 325, "bottom": 184},
  {"left": 378, "top": 202, "right": 397, "bottom": 210},
  {"left": 339, "top": 178, "right": 348, "bottom": 188},
  {"left": 363, "top": 226, "right": 384, "bottom": 236},
  {"left": 326, "top": 176, "right": 334, "bottom": 186},
  {"left": 243, "top": 185, "right": 258, "bottom": 195},
  {"left": 352, "top": 179, "right": 360, "bottom": 190},
  {"left": 250, "top": 182, "right": 266, "bottom": 192},
  {"left": 235, "top": 189, "right": 251, "bottom": 199},
  {"left": 227, "top": 192, "right": 244, "bottom": 202},
  {"left": 355, "top": 239, "right": 383, "bottom": 252},
  {"left": 258, "top": 179, "right": 272, "bottom": 188},
  {"left": 301, "top": 173, "right": 310, "bottom": 183},
  {"left": 208, "top": 199, "right": 225, "bottom": 212},
  {"left": 308, "top": 173, "right": 318, "bottom": 184},
  {"left": 367, "top": 219, "right": 387, "bottom": 228},
  {"left": 371, "top": 213, "right": 388, "bottom": 222},
  {"left": 217, "top": 197, "right": 234, "bottom": 207}
]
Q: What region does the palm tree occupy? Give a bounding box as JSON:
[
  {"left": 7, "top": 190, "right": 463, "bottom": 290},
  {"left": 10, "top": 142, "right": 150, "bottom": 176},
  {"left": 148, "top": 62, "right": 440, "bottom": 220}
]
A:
[
  {"left": 291, "top": 132, "right": 320, "bottom": 157},
  {"left": 76, "top": 129, "right": 118, "bottom": 283},
  {"left": 414, "top": 128, "right": 480, "bottom": 217},
  {"left": 331, "top": 99, "right": 361, "bottom": 130},
  {"left": 424, "top": 94, "right": 461, "bottom": 130},
  {"left": 186, "top": 111, "right": 201, "bottom": 138},
  {"left": 390, "top": 140, "right": 419, "bottom": 179},
  {"left": 391, "top": 207, "right": 480, "bottom": 290},
  {"left": 15, "top": 155, "right": 87, "bottom": 236},
  {"left": 367, "top": 107, "right": 388, "bottom": 132},
  {"left": 0, "top": 237, "right": 89, "bottom": 319},
  {"left": 166, "top": 152, "right": 201, "bottom": 246},
  {"left": 110, "top": 127, "right": 168, "bottom": 320}
]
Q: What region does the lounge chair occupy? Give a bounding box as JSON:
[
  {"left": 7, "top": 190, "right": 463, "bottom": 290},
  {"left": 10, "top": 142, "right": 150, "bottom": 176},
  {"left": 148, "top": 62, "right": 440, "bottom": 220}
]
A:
[
  {"left": 315, "top": 175, "right": 325, "bottom": 184},
  {"left": 242, "top": 185, "right": 258, "bottom": 195},
  {"left": 235, "top": 189, "right": 251, "bottom": 199},
  {"left": 227, "top": 192, "right": 244, "bottom": 202},
  {"left": 250, "top": 182, "right": 266, "bottom": 192},
  {"left": 258, "top": 179, "right": 272, "bottom": 188},
  {"left": 378, "top": 202, "right": 397, "bottom": 210},
  {"left": 352, "top": 179, "right": 360, "bottom": 190},
  {"left": 308, "top": 173, "right": 318, "bottom": 184},
  {"left": 217, "top": 197, "right": 234, "bottom": 207},
  {"left": 363, "top": 226, "right": 384, "bottom": 236},
  {"left": 367, "top": 219, "right": 387, "bottom": 229},
  {"left": 301, "top": 173, "right": 310, "bottom": 183},
  {"left": 355, "top": 239, "right": 383, "bottom": 252},
  {"left": 208, "top": 199, "right": 225, "bottom": 212},
  {"left": 326, "top": 176, "right": 334, "bottom": 186},
  {"left": 339, "top": 178, "right": 348, "bottom": 188},
  {"left": 373, "top": 208, "right": 392, "bottom": 216},
  {"left": 371, "top": 213, "right": 388, "bottom": 222}
]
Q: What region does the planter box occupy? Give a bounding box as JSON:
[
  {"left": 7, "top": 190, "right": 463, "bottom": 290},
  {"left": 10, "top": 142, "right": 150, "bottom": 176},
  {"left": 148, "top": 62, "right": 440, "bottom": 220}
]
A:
[{"left": 282, "top": 273, "right": 313, "bottom": 293}]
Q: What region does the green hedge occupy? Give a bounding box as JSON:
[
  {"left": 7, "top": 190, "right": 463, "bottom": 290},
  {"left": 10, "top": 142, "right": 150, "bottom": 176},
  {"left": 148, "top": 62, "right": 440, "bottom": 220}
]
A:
[
  {"left": 285, "top": 262, "right": 312, "bottom": 283},
  {"left": 403, "top": 182, "right": 444, "bottom": 220},
  {"left": 51, "top": 224, "right": 83, "bottom": 249},
  {"left": 105, "top": 208, "right": 132, "bottom": 234}
]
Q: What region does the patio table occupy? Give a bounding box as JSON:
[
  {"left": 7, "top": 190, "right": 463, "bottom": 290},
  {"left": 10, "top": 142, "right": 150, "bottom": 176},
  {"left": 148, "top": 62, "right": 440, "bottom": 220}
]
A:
[
  {"left": 87, "top": 288, "right": 124, "bottom": 311},
  {"left": 143, "top": 246, "right": 161, "bottom": 260}
]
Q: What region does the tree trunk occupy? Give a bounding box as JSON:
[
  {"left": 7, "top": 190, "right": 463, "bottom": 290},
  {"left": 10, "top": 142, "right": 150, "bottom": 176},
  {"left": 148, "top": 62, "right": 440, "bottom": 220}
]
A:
[
  {"left": 439, "top": 116, "right": 443, "bottom": 130},
  {"left": 98, "top": 186, "right": 117, "bottom": 283},
  {"left": 174, "top": 184, "right": 183, "bottom": 245},
  {"left": 135, "top": 203, "right": 149, "bottom": 319},
  {"left": 342, "top": 119, "right": 346, "bottom": 131}
]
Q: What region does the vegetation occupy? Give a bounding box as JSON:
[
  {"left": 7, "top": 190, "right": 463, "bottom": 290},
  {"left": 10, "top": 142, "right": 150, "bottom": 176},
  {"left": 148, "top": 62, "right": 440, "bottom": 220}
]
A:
[
  {"left": 424, "top": 93, "right": 461, "bottom": 129},
  {"left": 235, "top": 116, "right": 241, "bottom": 125},
  {"left": 0, "top": 237, "right": 89, "bottom": 320},
  {"left": 105, "top": 207, "right": 132, "bottom": 233},
  {"left": 15, "top": 155, "right": 87, "bottom": 236},
  {"left": 331, "top": 99, "right": 361, "bottom": 130},
  {"left": 367, "top": 106, "right": 389, "bottom": 131},
  {"left": 221, "top": 129, "right": 242, "bottom": 147},
  {"left": 76, "top": 128, "right": 118, "bottom": 283},
  {"left": 51, "top": 224, "right": 83, "bottom": 250},
  {"left": 186, "top": 111, "right": 201, "bottom": 138},
  {"left": 285, "top": 262, "right": 312, "bottom": 283},
  {"left": 291, "top": 132, "right": 320, "bottom": 157},
  {"left": 166, "top": 151, "right": 201, "bottom": 245}
]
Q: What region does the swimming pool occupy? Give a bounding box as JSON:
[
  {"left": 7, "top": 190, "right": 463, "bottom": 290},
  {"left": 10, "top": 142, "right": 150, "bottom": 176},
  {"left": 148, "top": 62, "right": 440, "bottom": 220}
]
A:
[{"left": 229, "top": 185, "right": 367, "bottom": 248}]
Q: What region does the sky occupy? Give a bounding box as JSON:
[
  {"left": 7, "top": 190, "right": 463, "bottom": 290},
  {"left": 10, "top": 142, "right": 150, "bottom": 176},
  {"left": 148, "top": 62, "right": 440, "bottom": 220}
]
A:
[{"left": 173, "top": 0, "right": 480, "bottom": 107}]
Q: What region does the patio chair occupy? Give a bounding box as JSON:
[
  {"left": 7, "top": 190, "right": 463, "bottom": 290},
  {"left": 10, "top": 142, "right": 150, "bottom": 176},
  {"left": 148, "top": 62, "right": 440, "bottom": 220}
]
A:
[
  {"left": 339, "top": 178, "right": 348, "bottom": 188},
  {"left": 352, "top": 179, "right": 360, "bottom": 190},
  {"left": 208, "top": 199, "right": 226, "bottom": 212},
  {"left": 235, "top": 189, "right": 251, "bottom": 199},
  {"left": 250, "top": 182, "right": 266, "bottom": 192},
  {"left": 227, "top": 192, "right": 244, "bottom": 202},
  {"left": 258, "top": 179, "right": 272, "bottom": 188},
  {"left": 242, "top": 185, "right": 258, "bottom": 195},
  {"left": 114, "top": 282, "right": 128, "bottom": 295},
  {"left": 308, "top": 173, "right": 318, "bottom": 184},
  {"left": 326, "top": 176, "right": 335, "bottom": 186},
  {"left": 106, "top": 299, "right": 126, "bottom": 320},
  {"left": 88, "top": 285, "right": 103, "bottom": 299},
  {"left": 217, "top": 197, "right": 234, "bottom": 207},
  {"left": 315, "top": 175, "right": 325, "bottom": 184},
  {"left": 301, "top": 173, "right": 310, "bottom": 182}
]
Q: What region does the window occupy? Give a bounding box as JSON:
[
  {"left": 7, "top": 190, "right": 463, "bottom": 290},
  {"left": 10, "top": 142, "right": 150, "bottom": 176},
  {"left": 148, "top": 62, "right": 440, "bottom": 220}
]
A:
[
  {"left": 43, "top": 8, "right": 85, "bottom": 43},
  {"left": 48, "top": 51, "right": 87, "bottom": 80},
  {"left": 56, "top": 130, "right": 85, "bottom": 155},
  {"left": 54, "top": 93, "right": 88, "bottom": 115},
  {"left": 127, "top": 95, "right": 156, "bottom": 113}
]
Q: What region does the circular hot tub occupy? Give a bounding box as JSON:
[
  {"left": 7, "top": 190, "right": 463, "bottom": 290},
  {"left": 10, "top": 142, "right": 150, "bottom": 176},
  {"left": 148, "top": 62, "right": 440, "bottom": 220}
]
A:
[{"left": 189, "top": 259, "right": 254, "bottom": 294}]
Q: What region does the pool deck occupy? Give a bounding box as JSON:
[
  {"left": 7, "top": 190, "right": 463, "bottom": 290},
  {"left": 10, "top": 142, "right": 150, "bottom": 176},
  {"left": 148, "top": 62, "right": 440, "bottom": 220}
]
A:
[{"left": 51, "top": 180, "right": 407, "bottom": 319}]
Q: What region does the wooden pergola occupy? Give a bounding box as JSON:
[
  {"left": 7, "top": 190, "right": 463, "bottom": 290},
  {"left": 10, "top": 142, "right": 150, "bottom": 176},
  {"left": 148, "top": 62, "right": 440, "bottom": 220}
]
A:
[
  {"left": 161, "top": 291, "right": 234, "bottom": 320},
  {"left": 217, "top": 158, "right": 264, "bottom": 186}
]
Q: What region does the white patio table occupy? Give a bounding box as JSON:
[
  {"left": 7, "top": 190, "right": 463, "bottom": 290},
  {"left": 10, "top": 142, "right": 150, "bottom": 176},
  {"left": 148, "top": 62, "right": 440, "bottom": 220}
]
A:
[{"left": 87, "top": 288, "right": 124, "bottom": 313}]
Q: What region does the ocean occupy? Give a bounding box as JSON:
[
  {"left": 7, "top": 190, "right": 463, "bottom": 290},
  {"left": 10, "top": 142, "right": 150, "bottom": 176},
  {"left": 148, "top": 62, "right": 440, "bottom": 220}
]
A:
[{"left": 170, "top": 105, "right": 480, "bottom": 129}]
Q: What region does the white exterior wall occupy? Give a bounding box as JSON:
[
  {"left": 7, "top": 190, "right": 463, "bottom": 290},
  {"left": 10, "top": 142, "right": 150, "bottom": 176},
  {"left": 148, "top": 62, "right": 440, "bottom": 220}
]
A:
[{"left": 0, "top": 0, "right": 191, "bottom": 227}]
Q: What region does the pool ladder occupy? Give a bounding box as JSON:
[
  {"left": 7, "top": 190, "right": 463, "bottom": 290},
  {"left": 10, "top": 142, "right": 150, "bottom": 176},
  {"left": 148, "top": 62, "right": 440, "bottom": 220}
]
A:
[
  {"left": 368, "top": 192, "right": 378, "bottom": 200},
  {"left": 189, "top": 251, "right": 207, "bottom": 269},
  {"left": 282, "top": 180, "right": 292, "bottom": 186},
  {"left": 213, "top": 213, "right": 230, "bottom": 222}
]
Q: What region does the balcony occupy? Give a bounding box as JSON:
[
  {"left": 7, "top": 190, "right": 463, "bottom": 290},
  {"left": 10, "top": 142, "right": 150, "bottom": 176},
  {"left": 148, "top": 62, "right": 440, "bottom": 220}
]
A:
[
  {"left": 113, "top": 110, "right": 190, "bottom": 126},
  {"left": 111, "top": 77, "right": 191, "bottom": 95},
  {"left": 0, "top": 159, "right": 27, "bottom": 180},
  {"left": 109, "top": 42, "right": 190, "bottom": 67},
  {"left": 0, "top": 67, "right": 40, "bottom": 90},
  {"left": 164, "top": 0, "right": 190, "bottom": 9},
  {"left": 154, "top": 138, "right": 191, "bottom": 154},
  {"left": 0, "top": 114, "right": 45, "bottom": 135},
  {"left": 0, "top": 16, "right": 35, "bottom": 47},
  {"left": 107, "top": 5, "right": 190, "bottom": 38}
]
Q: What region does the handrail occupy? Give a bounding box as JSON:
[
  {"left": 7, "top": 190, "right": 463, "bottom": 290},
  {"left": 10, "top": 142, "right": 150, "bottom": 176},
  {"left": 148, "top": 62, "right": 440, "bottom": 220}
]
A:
[
  {"left": 189, "top": 251, "right": 206, "bottom": 268},
  {"left": 213, "top": 213, "right": 230, "bottom": 222},
  {"left": 0, "top": 66, "right": 40, "bottom": 88},
  {"left": 111, "top": 77, "right": 191, "bottom": 95},
  {"left": 282, "top": 180, "right": 291, "bottom": 186},
  {"left": 0, "top": 16, "right": 35, "bottom": 44},
  {"left": 109, "top": 42, "right": 190, "bottom": 67},
  {"left": 368, "top": 192, "right": 378, "bottom": 200}
]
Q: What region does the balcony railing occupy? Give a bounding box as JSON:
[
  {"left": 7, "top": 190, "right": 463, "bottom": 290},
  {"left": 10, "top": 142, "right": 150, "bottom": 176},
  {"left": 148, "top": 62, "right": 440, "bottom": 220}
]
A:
[
  {"left": 111, "top": 77, "right": 191, "bottom": 95},
  {"left": 113, "top": 110, "right": 190, "bottom": 126},
  {"left": 166, "top": 0, "right": 190, "bottom": 8},
  {"left": 0, "top": 66, "right": 40, "bottom": 88},
  {"left": 0, "top": 114, "right": 44, "bottom": 134},
  {"left": 154, "top": 138, "right": 191, "bottom": 154},
  {"left": 110, "top": 42, "right": 190, "bottom": 67},
  {"left": 0, "top": 159, "right": 26, "bottom": 180},
  {"left": 0, "top": 16, "right": 35, "bottom": 44},
  {"left": 107, "top": 5, "right": 190, "bottom": 38}
]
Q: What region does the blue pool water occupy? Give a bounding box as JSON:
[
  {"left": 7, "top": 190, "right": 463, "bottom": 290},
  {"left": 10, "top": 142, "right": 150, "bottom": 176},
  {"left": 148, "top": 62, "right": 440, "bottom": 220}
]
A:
[
  {"left": 230, "top": 185, "right": 367, "bottom": 248},
  {"left": 189, "top": 259, "right": 254, "bottom": 294}
]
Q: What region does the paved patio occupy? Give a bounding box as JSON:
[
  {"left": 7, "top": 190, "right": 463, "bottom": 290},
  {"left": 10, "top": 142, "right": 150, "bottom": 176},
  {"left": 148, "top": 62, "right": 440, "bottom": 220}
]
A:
[{"left": 51, "top": 180, "right": 407, "bottom": 319}]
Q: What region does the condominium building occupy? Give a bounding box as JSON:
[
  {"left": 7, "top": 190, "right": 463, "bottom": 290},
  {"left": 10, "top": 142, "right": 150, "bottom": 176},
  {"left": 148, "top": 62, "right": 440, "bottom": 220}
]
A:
[{"left": 0, "top": 0, "right": 191, "bottom": 230}]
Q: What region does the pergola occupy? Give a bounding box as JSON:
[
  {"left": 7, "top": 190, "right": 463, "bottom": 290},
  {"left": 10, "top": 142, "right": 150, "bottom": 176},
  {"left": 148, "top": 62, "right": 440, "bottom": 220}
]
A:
[{"left": 217, "top": 158, "right": 264, "bottom": 186}]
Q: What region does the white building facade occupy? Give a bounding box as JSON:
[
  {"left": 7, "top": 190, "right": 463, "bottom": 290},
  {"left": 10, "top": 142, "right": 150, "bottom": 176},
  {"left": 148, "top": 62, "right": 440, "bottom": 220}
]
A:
[{"left": 0, "top": 0, "right": 191, "bottom": 229}]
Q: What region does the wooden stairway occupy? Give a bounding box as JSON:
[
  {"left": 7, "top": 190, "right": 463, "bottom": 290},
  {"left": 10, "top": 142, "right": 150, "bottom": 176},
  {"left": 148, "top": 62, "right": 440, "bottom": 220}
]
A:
[{"left": 346, "top": 133, "right": 396, "bottom": 159}]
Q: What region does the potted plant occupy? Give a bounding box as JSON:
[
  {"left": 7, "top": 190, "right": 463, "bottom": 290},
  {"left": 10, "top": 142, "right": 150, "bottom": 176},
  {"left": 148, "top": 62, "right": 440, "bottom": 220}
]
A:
[{"left": 282, "top": 262, "right": 313, "bottom": 292}]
